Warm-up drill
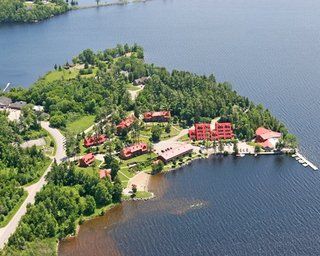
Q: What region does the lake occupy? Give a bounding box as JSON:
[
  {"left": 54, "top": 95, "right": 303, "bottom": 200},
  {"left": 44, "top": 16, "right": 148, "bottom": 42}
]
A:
[{"left": 1, "top": 0, "right": 320, "bottom": 254}]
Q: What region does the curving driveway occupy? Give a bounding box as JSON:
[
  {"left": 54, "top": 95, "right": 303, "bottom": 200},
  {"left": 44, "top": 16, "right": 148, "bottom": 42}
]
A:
[{"left": 0, "top": 122, "right": 66, "bottom": 249}]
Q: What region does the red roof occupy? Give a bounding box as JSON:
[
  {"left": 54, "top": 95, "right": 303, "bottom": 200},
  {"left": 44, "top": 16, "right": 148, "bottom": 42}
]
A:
[
  {"left": 256, "top": 127, "right": 281, "bottom": 140},
  {"left": 117, "top": 116, "right": 135, "bottom": 130},
  {"left": 120, "top": 143, "right": 148, "bottom": 159},
  {"left": 99, "top": 169, "right": 111, "bottom": 180},
  {"left": 84, "top": 135, "right": 107, "bottom": 147},
  {"left": 143, "top": 111, "right": 171, "bottom": 120},
  {"left": 79, "top": 153, "right": 95, "bottom": 167}
]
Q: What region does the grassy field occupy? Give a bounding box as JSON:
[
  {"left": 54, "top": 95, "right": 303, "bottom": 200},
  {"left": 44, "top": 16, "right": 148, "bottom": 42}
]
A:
[
  {"left": 74, "top": 160, "right": 102, "bottom": 177},
  {"left": 65, "top": 115, "right": 96, "bottom": 135},
  {"left": 126, "top": 84, "right": 142, "bottom": 91},
  {"left": 43, "top": 69, "right": 79, "bottom": 82},
  {"left": 140, "top": 124, "right": 182, "bottom": 141},
  {"left": 0, "top": 191, "right": 28, "bottom": 228}
]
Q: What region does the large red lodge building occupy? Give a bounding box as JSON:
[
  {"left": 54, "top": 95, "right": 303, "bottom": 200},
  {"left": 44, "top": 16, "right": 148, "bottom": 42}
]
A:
[
  {"left": 120, "top": 142, "right": 148, "bottom": 160},
  {"left": 83, "top": 135, "right": 108, "bottom": 148},
  {"left": 143, "top": 111, "right": 171, "bottom": 122},
  {"left": 189, "top": 122, "right": 234, "bottom": 141}
]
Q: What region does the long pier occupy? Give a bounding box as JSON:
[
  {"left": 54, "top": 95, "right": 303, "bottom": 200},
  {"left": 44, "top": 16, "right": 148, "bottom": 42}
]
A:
[
  {"left": 292, "top": 152, "right": 318, "bottom": 171},
  {"left": 3, "top": 83, "right": 10, "bottom": 92}
]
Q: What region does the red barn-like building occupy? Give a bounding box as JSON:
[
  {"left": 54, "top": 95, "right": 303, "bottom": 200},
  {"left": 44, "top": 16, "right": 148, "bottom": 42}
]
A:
[
  {"left": 99, "top": 169, "right": 112, "bottom": 180},
  {"left": 143, "top": 111, "right": 171, "bottom": 122},
  {"left": 120, "top": 143, "right": 148, "bottom": 160},
  {"left": 117, "top": 116, "right": 135, "bottom": 133},
  {"left": 255, "top": 127, "right": 282, "bottom": 149},
  {"left": 79, "top": 153, "right": 95, "bottom": 167},
  {"left": 84, "top": 135, "right": 107, "bottom": 148},
  {"left": 189, "top": 122, "right": 234, "bottom": 141}
]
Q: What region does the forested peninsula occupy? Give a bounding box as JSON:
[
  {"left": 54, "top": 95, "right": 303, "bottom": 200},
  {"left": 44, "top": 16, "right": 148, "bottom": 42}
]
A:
[
  {"left": 0, "top": 0, "right": 69, "bottom": 24},
  {"left": 0, "top": 44, "right": 297, "bottom": 255}
]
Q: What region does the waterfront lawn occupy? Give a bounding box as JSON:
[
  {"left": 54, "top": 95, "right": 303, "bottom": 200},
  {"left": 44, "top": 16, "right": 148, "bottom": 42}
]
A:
[
  {"left": 44, "top": 69, "right": 79, "bottom": 82},
  {"left": 65, "top": 115, "right": 96, "bottom": 135},
  {"left": 0, "top": 191, "right": 28, "bottom": 228}
]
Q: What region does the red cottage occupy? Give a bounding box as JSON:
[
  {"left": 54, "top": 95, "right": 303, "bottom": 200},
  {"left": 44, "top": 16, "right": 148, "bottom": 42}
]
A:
[
  {"left": 120, "top": 143, "right": 148, "bottom": 160},
  {"left": 143, "top": 111, "right": 171, "bottom": 122},
  {"left": 116, "top": 116, "right": 135, "bottom": 133},
  {"left": 99, "top": 169, "right": 112, "bottom": 180},
  {"left": 189, "top": 122, "right": 234, "bottom": 141},
  {"left": 83, "top": 135, "right": 108, "bottom": 148},
  {"left": 79, "top": 153, "right": 95, "bottom": 167},
  {"left": 255, "top": 127, "right": 282, "bottom": 149}
]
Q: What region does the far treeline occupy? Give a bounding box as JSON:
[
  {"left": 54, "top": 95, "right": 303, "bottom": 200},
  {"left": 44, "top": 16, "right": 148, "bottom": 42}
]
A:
[
  {"left": 7, "top": 43, "right": 297, "bottom": 146},
  {"left": 0, "top": 0, "right": 69, "bottom": 24}
]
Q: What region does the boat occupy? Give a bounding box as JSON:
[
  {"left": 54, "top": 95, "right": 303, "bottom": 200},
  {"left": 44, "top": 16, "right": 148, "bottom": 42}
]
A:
[
  {"left": 236, "top": 153, "right": 245, "bottom": 157},
  {"left": 298, "top": 160, "right": 305, "bottom": 164},
  {"left": 303, "top": 163, "right": 308, "bottom": 167}
]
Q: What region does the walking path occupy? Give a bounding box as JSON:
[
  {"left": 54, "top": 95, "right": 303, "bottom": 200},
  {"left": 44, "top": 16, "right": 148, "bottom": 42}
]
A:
[{"left": 0, "top": 122, "right": 66, "bottom": 250}]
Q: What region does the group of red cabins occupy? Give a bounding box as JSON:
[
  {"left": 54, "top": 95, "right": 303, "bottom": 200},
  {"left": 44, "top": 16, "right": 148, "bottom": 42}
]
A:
[{"left": 189, "top": 122, "right": 234, "bottom": 141}]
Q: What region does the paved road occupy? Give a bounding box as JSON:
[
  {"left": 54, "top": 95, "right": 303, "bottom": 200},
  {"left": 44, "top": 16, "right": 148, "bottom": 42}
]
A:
[{"left": 0, "top": 122, "right": 66, "bottom": 249}]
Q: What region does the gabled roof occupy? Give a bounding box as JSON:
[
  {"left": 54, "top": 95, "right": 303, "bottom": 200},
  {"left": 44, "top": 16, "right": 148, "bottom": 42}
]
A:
[{"left": 256, "top": 127, "right": 282, "bottom": 140}]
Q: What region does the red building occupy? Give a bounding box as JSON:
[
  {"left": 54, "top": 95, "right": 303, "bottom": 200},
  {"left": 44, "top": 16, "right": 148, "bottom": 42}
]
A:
[
  {"left": 83, "top": 135, "right": 107, "bottom": 148},
  {"left": 255, "top": 127, "right": 282, "bottom": 149},
  {"left": 189, "top": 122, "right": 234, "bottom": 141},
  {"left": 143, "top": 111, "right": 171, "bottom": 122},
  {"left": 79, "top": 153, "right": 95, "bottom": 167},
  {"left": 99, "top": 169, "right": 112, "bottom": 180},
  {"left": 120, "top": 142, "right": 148, "bottom": 160},
  {"left": 116, "top": 116, "right": 135, "bottom": 133}
]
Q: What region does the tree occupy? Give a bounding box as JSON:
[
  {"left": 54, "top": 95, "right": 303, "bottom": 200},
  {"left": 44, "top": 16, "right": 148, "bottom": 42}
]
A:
[
  {"left": 131, "top": 184, "right": 137, "bottom": 197},
  {"left": 151, "top": 125, "right": 162, "bottom": 142},
  {"left": 94, "top": 183, "right": 112, "bottom": 205},
  {"left": 112, "top": 176, "right": 123, "bottom": 202},
  {"left": 152, "top": 160, "right": 164, "bottom": 175},
  {"left": 84, "top": 195, "right": 96, "bottom": 215},
  {"left": 218, "top": 140, "right": 224, "bottom": 153},
  {"left": 233, "top": 140, "right": 239, "bottom": 155}
]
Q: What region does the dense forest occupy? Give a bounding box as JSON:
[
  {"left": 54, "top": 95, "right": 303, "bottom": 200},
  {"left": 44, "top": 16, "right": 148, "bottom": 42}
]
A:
[
  {"left": 2, "top": 163, "right": 122, "bottom": 255},
  {"left": 0, "top": 0, "right": 69, "bottom": 23},
  {"left": 0, "top": 110, "right": 49, "bottom": 225}
]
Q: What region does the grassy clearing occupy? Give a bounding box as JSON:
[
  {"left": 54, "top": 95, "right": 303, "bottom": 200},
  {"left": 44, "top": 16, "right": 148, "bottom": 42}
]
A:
[
  {"left": 74, "top": 160, "right": 102, "bottom": 177},
  {"left": 122, "top": 191, "right": 153, "bottom": 200},
  {"left": 0, "top": 191, "right": 28, "bottom": 228},
  {"left": 120, "top": 153, "right": 157, "bottom": 167},
  {"left": 126, "top": 84, "right": 142, "bottom": 91},
  {"left": 43, "top": 69, "right": 79, "bottom": 83},
  {"left": 65, "top": 115, "right": 95, "bottom": 135}
]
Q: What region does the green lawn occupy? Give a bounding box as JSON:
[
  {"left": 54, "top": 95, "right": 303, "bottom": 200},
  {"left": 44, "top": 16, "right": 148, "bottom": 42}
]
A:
[
  {"left": 126, "top": 84, "right": 142, "bottom": 91},
  {"left": 74, "top": 160, "right": 102, "bottom": 177},
  {"left": 65, "top": 115, "right": 96, "bottom": 135},
  {"left": 120, "top": 153, "right": 157, "bottom": 167},
  {"left": 140, "top": 124, "right": 182, "bottom": 141},
  {"left": 43, "top": 69, "right": 79, "bottom": 83},
  {"left": 0, "top": 191, "right": 28, "bottom": 228}
]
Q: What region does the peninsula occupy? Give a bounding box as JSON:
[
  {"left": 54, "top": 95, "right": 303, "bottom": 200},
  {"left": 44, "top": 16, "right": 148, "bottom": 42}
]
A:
[{"left": 0, "top": 44, "right": 299, "bottom": 255}]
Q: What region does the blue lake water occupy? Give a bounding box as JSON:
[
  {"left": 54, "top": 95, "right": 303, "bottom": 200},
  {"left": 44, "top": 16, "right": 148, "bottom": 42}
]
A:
[{"left": 1, "top": 0, "right": 320, "bottom": 254}]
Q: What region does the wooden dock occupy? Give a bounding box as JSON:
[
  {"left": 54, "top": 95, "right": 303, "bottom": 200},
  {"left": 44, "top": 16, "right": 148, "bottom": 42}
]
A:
[{"left": 292, "top": 152, "right": 318, "bottom": 171}]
